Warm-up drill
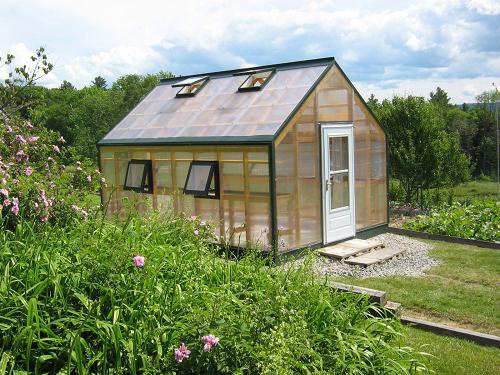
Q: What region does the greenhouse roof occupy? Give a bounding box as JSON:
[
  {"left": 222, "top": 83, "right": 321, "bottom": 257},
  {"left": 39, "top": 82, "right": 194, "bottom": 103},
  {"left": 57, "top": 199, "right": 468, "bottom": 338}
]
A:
[{"left": 99, "top": 57, "right": 335, "bottom": 145}]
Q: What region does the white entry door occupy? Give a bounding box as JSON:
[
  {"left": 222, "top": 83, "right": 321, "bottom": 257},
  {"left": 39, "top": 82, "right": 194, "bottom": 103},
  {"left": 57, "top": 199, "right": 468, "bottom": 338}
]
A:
[{"left": 322, "top": 125, "right": 355, "bottom": 243}]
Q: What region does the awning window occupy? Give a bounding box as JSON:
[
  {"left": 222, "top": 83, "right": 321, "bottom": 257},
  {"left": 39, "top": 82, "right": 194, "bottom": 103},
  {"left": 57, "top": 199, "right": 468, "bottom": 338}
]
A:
[
  {"left": 183, "top": 161, "right": 219, "bottom": 199},
  {"left": 238, "top": 69, "right": 274, "bottom": 91},
  {"left": 123, "top": 160, "right": 153, "bottom": 193},
  {"left": 173, "top": 76, "right": 208, "bottom": 97}
]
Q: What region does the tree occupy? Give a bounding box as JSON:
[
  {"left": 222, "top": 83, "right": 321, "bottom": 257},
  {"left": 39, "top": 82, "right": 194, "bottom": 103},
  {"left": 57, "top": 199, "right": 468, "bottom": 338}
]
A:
[
  {"left": 60, "top": 80, "right": 75, "bottom": 90},
  {"left": 376, "top": 95, "right": 470, "bottom": 203},
  {"left": 0, "top": 47, "right": 53, "bottom": 116},
  {"left": 111, "top": 72, "right": 174, "bottom": 117},
  {"left": 429, "top": 87, "right": 450, "bottom": 108},
  {"left": 91, "top": 76, "right": 107, "bottom": 89}
]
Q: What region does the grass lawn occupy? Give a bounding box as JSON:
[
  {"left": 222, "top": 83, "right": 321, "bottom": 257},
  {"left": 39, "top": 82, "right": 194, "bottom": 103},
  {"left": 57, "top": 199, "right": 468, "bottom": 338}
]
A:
[
  {"left": 451, "top": 180, "right": 498, "bottom": 201},
  {"left": 339, "top": 240, "right": 500, "bottom": 335},
  {"left": 338, "top": 238, "right": 500, "bottom": 373},
  {"left": 400, "top": 327, "right": 500, "bottom": 375}
]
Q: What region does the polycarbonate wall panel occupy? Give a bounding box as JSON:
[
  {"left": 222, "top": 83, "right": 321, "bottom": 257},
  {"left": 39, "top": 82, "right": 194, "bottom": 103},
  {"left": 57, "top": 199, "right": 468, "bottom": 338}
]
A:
[
  {"left": 102, "top": 65, "right": 328, "bottom": 142},
  {"left": 100, "top": 145, "right": 271, "bottom": 248},
  {"left": 353, "top": 96, "right": 388, "bottom": 229},
  {"left": 275, "top": 95, "right": 321, "bottom": 251},
  {"left": 274, "top": 64, "right": 387, "bottom": 251}
]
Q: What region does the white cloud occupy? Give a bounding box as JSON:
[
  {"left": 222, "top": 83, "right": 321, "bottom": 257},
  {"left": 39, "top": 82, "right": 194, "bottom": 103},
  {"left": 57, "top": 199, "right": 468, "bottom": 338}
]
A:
[
  {"left": 1, "top": 0, "right": 498, "bottom": 103},
  {"left": 464, "top": 0, "right": 500, "bottom": 15},
  {"left": 62, "top": 46, "right": 162, "bottom": 87},
  {"left": 356, "top": 75, "right": 499, "bottom": 104}
]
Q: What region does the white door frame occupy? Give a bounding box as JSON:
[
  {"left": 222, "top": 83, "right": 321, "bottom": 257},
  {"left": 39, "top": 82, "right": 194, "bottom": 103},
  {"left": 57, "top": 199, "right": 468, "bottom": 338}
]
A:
[{"left": 321, "top": 123, "right": 356, "bottom": 244}]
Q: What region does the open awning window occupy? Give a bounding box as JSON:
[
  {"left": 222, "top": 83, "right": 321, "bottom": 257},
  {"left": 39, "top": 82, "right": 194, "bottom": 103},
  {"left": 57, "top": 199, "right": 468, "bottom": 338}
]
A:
[
  {"left": 173, "top": 76, "right": 208, "bottom": 97},
  {"left": 123, "top": 160, "right": 153, "bottom": 193},
  {"left": 183, "top": 161, "right": 219, "bottom": 199},
  {"left": 238, "top": 69, "right": 274, "bottom": 91}
]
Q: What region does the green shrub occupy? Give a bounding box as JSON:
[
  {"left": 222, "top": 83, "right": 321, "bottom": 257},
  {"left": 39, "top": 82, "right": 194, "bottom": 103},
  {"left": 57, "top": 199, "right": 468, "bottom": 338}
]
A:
[
  {"left": 0, "top": 213, "right": 427, "bottom": 374},
  {"left": 403, "top": 200, "right": 500, "bottom": 242}
]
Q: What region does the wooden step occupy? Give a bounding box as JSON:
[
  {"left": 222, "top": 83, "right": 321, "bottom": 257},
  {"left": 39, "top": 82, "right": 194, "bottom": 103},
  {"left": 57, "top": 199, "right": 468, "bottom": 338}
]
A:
[
  {"left": 325, "top": 280, "right": 387, "bottom": 305},
  {"left": 318, "top": 238, "right": 384, "bottom": 260},
  {"left": 345, "top": 247, "right": 405, "bottom": 267}
]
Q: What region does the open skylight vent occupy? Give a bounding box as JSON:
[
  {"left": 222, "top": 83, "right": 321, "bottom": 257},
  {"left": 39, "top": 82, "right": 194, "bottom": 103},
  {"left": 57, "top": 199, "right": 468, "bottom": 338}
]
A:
[
  {"left": 237, "top": 69, "right": 274, "bottom": 91},
  {"left": 173, "top": 76, "right": 208, "bottom": 97}
]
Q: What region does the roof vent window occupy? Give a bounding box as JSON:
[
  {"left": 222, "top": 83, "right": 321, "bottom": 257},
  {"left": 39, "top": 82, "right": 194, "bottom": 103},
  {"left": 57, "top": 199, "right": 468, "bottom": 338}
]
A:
[
  {"left": 238, "top": 69, "right": 274, "bottom": 91},
  {"left": 173, "top": 76, "right": 208, "bottom": 97}
]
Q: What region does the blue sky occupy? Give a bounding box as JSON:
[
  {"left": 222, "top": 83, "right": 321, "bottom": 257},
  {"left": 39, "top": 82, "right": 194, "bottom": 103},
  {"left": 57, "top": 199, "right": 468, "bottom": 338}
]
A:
[{"left": 1, "top": 0, "right": 499, "bottom": 103}]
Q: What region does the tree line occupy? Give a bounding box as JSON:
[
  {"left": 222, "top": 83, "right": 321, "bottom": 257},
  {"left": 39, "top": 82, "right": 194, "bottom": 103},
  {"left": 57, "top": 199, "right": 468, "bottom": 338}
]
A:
[
  {"left": 2, "top": 49, "right": 498, "bottom": 206},
  {"left": 367, "top": 87, "right": 499, "bottom": 203}
]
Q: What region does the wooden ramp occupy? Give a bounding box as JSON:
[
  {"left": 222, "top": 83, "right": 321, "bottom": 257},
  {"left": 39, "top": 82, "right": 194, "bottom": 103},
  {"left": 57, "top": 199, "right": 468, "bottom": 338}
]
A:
[
  {"left": 318, "top": 238, "right": 405, "bottom": 267},
  {"left": 318, "top": 238, "right": 384, "bottom": 260},
  {"left": 345, "top": 247, "right": 405, "bottom": 266}
]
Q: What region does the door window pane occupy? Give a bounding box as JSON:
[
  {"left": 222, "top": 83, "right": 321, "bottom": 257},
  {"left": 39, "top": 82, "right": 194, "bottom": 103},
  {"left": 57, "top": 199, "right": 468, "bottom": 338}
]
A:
[
  {"left": 330, "top": 172, "right": 349, "bottom": 209},
  {"left": 329, "top": 136, "right": 348, "bottom": 171}
]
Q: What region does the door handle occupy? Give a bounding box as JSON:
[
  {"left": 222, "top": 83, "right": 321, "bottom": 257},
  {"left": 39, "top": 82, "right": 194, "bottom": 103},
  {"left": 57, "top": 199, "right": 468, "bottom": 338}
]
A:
[{"left": 326, "top": 179, "right": 332, "bottom": 190}]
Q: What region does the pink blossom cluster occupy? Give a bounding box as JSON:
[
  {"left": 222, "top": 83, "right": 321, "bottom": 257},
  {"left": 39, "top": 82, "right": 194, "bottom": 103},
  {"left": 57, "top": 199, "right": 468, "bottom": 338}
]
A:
[
  {"left": 201, "top": 334, "right": 220, "bottom": 352},
  {"left": 174, "top": 343, "right": 191, "bottom": 363},
  {"left": 174, "top": 334, "right": 220, "bottom": 363},
  {"left": 132, "top": 255, "right": 145, "bottom": 268}
]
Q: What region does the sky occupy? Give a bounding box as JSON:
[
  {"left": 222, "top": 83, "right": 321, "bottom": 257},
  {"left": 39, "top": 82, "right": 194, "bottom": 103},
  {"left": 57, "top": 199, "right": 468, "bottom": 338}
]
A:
[{"left": 1, "top": 0, "right": 499, "bottom": 103}]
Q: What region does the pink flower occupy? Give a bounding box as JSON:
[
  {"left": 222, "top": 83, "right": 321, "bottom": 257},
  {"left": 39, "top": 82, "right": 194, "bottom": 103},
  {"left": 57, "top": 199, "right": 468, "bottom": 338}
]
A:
[
  {"left": 3, "top": 198, "right": 10, "bottom": 206},
  {"left": 28, "top": 136, "right": 39, "bottom": 143},
  {"left": 190, "top": 215, "right": 197, "bottom": 221},
  {"left": 25, "top": 122, "right": 33, "bottom": 129},
  {"left": 174, "top": 343, "right": 191, "bottom": 363},
  {"left": 52, "top": 145, "right": 60, "bottom": 153},
  {"left": 59, "top": 136, "right": 66, "bottom": 143},
  {"left": 201, "top": 334, "right": 220, "bottom": 352},
  {"left": 194, "top": 229, "right": 199, "bottom": 236},
  {"left": 24, "top": 167, "right": 33, "bottom": 176},
  {"left": 86, "top": 175, "right": 92, "bottom": 182},
  {"left": 200, "top": 220, "right": 206, "bottom": 226},
  {"left": 76, "top": 161, "right": 81, "bottom": 165},
  {"left": 6, "top": 126, "right": 12, "bottom": 133},
  {"left": 15, "top": 135, "right": 26, "bottom": 145},
  {"left": 11, "top": 197, "right": 19, "bottom": 216},
  {"left": 47, "top": 157, "right": 54, "bottom": 162},
  {"left": 76, "top": 166, "right": 82, "bottom": 171},
  {"left": 0, "top": 189, "right": 8, "bottom": 198},
  {"left": 132, "top": 255, "right": 145, "bottom": 268},
  {"left": 41, "top": 215, "right": 48, "bottom": 223}
]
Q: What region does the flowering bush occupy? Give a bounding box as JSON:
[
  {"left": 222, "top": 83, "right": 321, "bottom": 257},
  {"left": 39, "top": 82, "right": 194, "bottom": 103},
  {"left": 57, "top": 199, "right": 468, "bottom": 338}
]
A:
[{"left": 0, "top": 114, "right": 101, "bottom": 227}]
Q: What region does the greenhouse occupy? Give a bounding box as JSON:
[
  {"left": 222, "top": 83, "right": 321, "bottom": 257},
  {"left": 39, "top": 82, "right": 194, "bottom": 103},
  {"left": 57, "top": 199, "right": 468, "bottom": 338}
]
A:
[{"left": 98, "top": 57, "right": 388, "bottom": 253}]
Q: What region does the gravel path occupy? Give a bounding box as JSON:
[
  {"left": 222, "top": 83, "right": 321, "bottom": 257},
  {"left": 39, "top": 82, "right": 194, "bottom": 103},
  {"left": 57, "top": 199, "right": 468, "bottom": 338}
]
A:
[{"left": 293, "top": 233, "right": 440, "bottom": 279}]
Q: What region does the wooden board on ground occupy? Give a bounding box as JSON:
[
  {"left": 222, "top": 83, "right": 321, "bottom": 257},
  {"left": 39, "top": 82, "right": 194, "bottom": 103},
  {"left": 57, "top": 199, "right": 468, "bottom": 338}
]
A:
[
  {"left": 318, "top": 238, "right": 384, "bottom": 260},
  {"left": 345, "top": 247, "right": 405, "bottom": 266}
]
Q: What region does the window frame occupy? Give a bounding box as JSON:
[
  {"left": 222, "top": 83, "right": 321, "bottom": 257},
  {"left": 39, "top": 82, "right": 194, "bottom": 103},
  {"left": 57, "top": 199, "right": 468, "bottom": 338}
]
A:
[
  {"left": 173, "top": 76, "right": 209, "bottom": 98},
  {"left": 183, "top": 160, "right": 220, "bottom": 199},
  {"left": 123, "top": 159, "right": 153, "bottom": 194},
  {"left": 237, "top": 68, "right": 275, "bottom": 92}
]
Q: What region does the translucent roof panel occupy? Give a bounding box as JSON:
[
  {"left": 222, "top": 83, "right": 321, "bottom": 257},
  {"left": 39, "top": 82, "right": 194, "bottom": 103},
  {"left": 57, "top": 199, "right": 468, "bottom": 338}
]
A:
[{"left": 101, "top": 63, "right": 329, "bottom": 144}]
